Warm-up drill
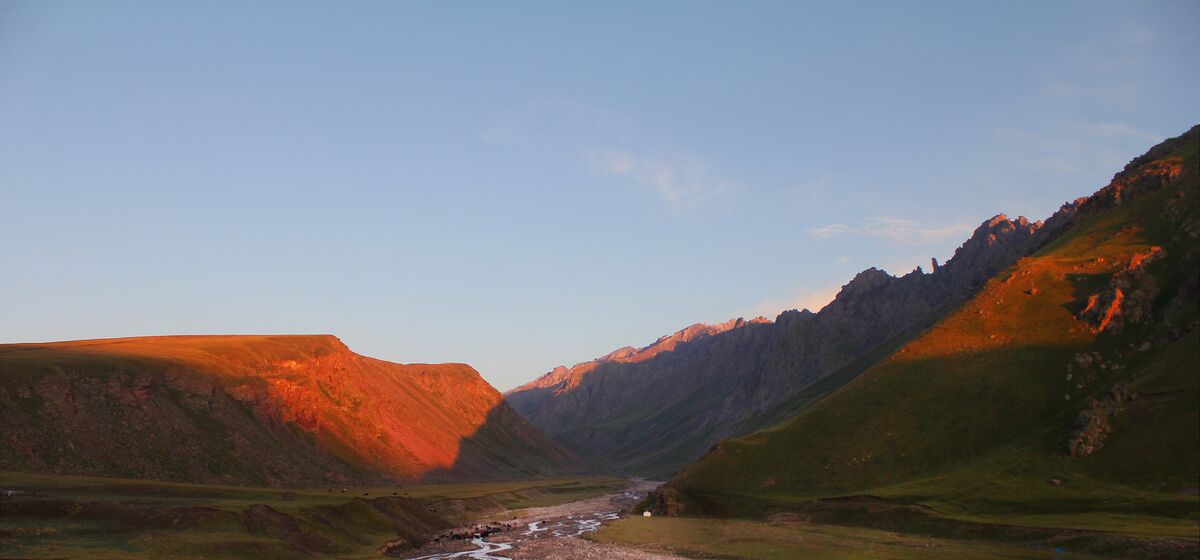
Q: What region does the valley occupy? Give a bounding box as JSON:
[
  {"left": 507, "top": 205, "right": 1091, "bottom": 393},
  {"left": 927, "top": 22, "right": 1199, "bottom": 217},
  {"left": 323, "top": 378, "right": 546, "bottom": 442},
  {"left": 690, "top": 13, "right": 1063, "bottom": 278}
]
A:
[
  {"left": 2, "top": 127, "right": 1197, "bottom": 559},
  {"left": 4, "top": 3, "right": 1198, "bottom": 558}
]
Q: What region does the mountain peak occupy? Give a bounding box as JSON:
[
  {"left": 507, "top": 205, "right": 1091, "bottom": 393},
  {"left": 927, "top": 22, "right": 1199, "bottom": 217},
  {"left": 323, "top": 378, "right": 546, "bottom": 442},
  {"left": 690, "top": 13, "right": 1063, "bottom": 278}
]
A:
[
  {"left": 654, "top": 317, "right": 771, "bottom": 347},
  {"left": 839, "top": 267, "right": 894, "bottom": 295}
]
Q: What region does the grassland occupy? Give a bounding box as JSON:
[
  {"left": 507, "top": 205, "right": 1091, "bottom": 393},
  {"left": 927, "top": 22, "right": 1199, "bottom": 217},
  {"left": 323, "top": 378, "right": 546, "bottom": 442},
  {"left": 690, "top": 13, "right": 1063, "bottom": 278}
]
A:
[
  {"left": 592, "top": 516, "right": 1094, "bottom": 559},
  {"left": 0, "top": 472, "right": 627, "bottom": 559}
]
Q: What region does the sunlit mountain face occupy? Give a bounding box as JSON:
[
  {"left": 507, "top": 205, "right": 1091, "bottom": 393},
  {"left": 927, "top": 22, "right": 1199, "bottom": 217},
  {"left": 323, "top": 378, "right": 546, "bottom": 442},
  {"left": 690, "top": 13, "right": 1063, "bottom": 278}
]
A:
[{"left": 0, "top": 335, "right": 582, "bottom": 486}]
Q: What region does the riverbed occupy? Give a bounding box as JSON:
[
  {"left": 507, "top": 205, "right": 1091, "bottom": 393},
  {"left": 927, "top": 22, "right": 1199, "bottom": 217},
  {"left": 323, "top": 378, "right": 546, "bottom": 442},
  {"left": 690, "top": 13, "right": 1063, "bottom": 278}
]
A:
[{"left": 401, "top": 481, "right": 682, "bottom": 560}]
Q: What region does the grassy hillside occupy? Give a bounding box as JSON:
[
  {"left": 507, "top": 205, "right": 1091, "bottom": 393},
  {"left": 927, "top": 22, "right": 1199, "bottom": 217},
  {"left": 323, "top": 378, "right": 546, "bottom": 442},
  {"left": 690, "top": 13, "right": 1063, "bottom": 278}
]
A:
[
  {"left": 591, "top": 515, "right": 1089, "bottom": 559},
  {"left": 658, "top": 127, "right": 1200, "bottom": 553},
  {"left": 0, "top": 335, "right": 581, "bottom": 486}
]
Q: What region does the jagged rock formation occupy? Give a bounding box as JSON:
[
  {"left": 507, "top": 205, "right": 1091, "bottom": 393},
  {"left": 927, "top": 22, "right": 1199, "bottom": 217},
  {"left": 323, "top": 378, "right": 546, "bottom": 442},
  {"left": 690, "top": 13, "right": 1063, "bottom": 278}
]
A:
[
  {"left": 0, "top": 335, "right": 581, "bottom": 486},
  {"left": 506, "top": 196, "right": 1084, "bottom": 477},
  {"left": 1079, "top": 246, "right": 1166, "bottom": 333}
]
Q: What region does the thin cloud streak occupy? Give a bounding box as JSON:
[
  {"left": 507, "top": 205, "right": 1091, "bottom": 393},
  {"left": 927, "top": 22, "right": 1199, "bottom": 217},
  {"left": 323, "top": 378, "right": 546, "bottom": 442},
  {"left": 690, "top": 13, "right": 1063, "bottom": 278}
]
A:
[
  {"left": 996, "top": 120, "right": 1167, "bottom": 179},
  {"left": 587, "top": 147, "right": 728, "bottom": 208},
  {"left": 807, "top": 217, "right": 972, "bottom": 245},
  {"left": 481, "top": 100, "right": 730, "bottom": 209}
]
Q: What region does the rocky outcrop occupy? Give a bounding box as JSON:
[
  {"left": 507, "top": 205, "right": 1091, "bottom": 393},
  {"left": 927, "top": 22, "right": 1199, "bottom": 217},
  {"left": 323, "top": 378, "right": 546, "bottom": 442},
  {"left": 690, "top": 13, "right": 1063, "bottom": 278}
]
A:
[
  {"left": 644, "top": 485, "right": 687, "bottom": 517},
  {"left": 1079, "top": 247, "right": 1166, "bottom": 333},
  {"left": 1077, "top": 137, "right": 1189, "bottom": 216},
  {"left": 0, "top": 335, "right": 581, "bottom": 486},
  {"left": 1068, "top": 384, "right": 1138, "bottom": 457}
]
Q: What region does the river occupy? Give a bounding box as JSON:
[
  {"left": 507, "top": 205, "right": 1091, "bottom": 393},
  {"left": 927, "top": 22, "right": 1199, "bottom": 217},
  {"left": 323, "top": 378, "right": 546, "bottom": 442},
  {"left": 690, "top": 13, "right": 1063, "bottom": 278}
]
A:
[{"left": 401, "top": 483, "right": 671, "bottom": 560}]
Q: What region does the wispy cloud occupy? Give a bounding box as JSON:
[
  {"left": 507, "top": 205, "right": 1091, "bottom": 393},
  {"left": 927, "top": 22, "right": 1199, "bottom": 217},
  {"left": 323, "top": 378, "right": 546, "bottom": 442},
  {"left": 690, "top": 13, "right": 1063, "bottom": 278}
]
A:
[
  {"left": 481, "top": 101, "right": 730, "bottom": 210},
  {"left": 587, "top": 147, "right": 728, "bottom": 208},
  {"left": 1027, "top": 156, "right": 1080, "bottom": 174},
  {"left": 1009, "top": 18, "right": 1163, "bottom": 185},
  {"left": 996, "top": 121, "right": 1164, "bottom": 179},
  {"left": 1086, "top": 122, "right": 1160, "bottom": 144},
  {"left": 480, "top": 123, "right": 520, "bottom": 147},
  {"left": 1035, "top": 22, "right": 1158, "bottom": 109},
  {"left": 806, "top": 224, "right": 850, "bottom": 238},
  {"left": 807, "top": 217, "right": 971, "bottom": 245}
]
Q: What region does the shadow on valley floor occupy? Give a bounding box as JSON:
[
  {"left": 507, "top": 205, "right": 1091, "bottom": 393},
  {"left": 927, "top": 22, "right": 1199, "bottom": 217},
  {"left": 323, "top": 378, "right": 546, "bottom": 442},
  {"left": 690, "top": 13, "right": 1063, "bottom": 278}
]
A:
[{"left": 425, "top": 400, "right": 589, "bottom": 482}]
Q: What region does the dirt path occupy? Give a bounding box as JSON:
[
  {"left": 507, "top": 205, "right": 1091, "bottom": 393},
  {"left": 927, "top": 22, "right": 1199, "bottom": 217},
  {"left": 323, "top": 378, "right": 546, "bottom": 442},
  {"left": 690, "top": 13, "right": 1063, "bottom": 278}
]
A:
[{"left": 400, "top": 480, "right": 683, "bottom": 560}]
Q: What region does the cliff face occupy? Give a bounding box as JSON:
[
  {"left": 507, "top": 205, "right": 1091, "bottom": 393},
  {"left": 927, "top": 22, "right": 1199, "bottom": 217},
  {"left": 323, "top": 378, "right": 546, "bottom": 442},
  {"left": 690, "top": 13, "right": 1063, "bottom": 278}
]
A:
[
  {"left": 505, "top": 167, "right": 1096, "bottom": 480},
  {"left": 0, "top": 335, "right": 580, "bottom": 486}
]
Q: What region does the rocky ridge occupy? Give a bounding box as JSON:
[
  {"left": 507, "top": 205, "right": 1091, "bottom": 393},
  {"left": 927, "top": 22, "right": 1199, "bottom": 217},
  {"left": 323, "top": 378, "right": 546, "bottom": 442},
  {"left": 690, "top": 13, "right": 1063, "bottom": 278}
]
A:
[
  {"left": 506, "top": 197, "right": 1085, "bottom": 477},
  {"left": 507, "top": 317, "right": 770, "bottom": 396}
]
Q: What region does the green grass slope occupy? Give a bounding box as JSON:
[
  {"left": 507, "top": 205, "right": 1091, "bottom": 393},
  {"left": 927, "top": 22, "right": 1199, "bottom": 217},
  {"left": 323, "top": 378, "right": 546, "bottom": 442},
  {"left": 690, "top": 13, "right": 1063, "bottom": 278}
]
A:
[{"left": 659, "top": 127, "right": 1200, "bottom": 552}]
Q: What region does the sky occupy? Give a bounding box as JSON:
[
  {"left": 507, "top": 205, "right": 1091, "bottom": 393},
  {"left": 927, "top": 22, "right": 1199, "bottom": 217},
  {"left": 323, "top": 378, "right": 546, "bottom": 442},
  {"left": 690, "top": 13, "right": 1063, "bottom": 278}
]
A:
[{"left": 2, "top": 1, "right": 1198, "bottom": 391}]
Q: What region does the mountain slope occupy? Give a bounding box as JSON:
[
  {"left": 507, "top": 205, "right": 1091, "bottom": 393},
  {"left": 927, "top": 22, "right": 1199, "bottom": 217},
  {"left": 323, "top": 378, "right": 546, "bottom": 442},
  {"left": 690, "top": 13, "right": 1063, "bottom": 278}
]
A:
[
  {"left": 507, "top": 204, "right": 1081, "bottom": 478},
  {"left": 0, "top": 335, "right": 581, "bottom": 486},
  {"left": 654, "top": 126, "right": 1199, "bottom": 537}
]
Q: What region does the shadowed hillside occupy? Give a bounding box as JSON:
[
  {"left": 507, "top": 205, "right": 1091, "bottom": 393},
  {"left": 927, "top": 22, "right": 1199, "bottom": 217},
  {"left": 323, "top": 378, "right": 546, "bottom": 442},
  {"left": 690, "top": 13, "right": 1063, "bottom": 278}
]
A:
[
  {"left": 650, "top": 125, "right": 1199, "bottom": 553},
  {"left": 0, "top": 335, "right": 581, "bottom": 486}
]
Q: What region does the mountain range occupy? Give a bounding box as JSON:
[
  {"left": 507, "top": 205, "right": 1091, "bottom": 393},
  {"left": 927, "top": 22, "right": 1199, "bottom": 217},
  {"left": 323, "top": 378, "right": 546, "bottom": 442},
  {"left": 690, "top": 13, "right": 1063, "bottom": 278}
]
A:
[{"left": 505, "top": 193, "right": 1084, "bottom": 477}]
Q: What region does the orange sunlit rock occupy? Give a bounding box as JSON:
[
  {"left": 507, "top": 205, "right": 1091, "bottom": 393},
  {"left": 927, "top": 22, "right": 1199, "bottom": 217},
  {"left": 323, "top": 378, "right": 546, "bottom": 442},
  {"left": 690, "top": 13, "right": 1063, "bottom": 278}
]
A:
[{"left": 0, "top": 335, "right": 578, "bottom": 486}]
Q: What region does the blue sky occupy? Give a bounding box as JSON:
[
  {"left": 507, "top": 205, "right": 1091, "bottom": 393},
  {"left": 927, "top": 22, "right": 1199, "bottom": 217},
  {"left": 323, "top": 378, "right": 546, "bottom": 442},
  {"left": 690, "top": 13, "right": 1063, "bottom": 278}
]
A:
[{"left": 2, "top": 1, "right": 1197, "bottom": 390}]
